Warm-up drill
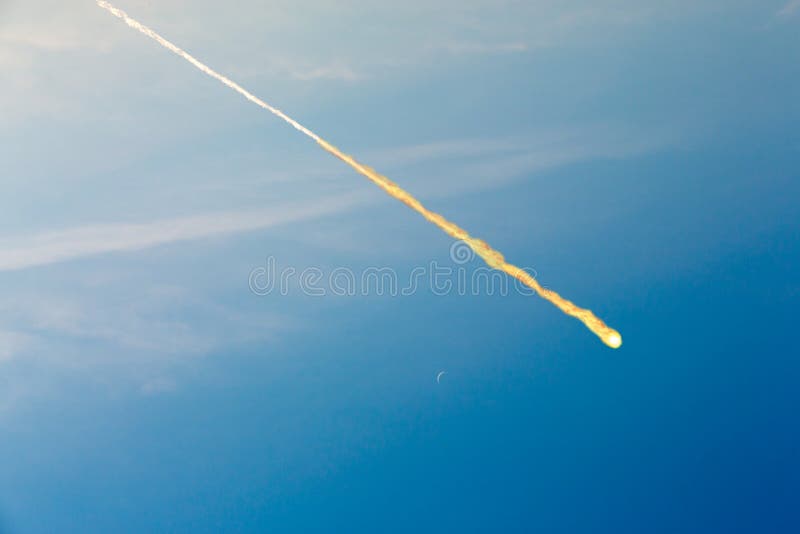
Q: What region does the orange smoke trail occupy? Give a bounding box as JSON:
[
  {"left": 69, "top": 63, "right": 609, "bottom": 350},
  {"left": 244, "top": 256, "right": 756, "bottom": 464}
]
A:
[
  {"left": 97, "top": 1, "right": 622, "bottom": 348},
  {"left": 317, "top": 140, "right": 622, "bottom": 348}
]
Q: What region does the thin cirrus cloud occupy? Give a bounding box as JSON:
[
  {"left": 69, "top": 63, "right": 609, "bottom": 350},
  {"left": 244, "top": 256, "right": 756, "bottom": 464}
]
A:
[
  {"left": 778, "top": 0, "right": 800, "bottom": 16},
  {"left": 0, "top": 192, "right": 369, "bottom": 272}
]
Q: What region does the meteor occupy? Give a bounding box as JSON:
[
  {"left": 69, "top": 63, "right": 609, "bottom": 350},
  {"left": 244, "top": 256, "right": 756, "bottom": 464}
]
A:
[{"left": 96, "top": 1, "right": 622, "bottom": 349}]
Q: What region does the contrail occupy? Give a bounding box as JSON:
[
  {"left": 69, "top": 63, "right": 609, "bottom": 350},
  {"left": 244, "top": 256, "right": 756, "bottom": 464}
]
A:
[{"left": 96, "top": 1, "right": 622, "bottom": 348}]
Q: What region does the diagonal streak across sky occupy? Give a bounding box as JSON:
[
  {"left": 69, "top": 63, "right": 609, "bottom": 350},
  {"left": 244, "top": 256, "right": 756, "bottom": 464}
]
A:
[{"left": 96, "top": 0, "right": 622, "bottom": 348}]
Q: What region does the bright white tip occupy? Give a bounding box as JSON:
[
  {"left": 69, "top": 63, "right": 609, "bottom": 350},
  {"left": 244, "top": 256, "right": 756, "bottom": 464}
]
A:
[{"left": 605, "top": 332, "right": 622, "bottom": 349}]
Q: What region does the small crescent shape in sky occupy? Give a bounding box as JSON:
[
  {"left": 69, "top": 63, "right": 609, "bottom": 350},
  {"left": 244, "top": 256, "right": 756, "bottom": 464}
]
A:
[{"left": 436, "top": 371, "right": 446, "bottom": 384}]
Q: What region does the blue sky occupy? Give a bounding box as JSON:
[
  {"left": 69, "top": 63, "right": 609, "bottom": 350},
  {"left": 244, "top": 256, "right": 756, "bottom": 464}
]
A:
[{"left": 0, "top": 1, "right": 799, "bottom": 532}]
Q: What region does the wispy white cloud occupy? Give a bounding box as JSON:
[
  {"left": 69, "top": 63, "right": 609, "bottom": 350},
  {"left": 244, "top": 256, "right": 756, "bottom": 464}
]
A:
[
  {"left": 367, "top": 124, "right": 676, "bottom": 196},
  {"left": 778, "top": 0, "right": 800, "bottom": 16},
  {"left": 0, "top": 282, "right": 299, "bottom": 415},
  {"left": 0, "top": 282, "right": 298, "bottom": 366},
  {"left": 365, "top": 137, "right": 526, "bottom": 167},
  {"left": 0, "top": 193, "right": 368, "bottom": 272}
]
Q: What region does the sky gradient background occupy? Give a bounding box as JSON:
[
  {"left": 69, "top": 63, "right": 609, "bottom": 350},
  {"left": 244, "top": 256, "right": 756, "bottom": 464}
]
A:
[{"left": 1, "top": 1, "right": 799, "bottom": 532}]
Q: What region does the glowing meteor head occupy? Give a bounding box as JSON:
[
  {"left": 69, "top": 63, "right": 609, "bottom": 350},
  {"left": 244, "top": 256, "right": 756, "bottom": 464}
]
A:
[{"left": 603, "top": 331, "right": 623, "bottom": 349}]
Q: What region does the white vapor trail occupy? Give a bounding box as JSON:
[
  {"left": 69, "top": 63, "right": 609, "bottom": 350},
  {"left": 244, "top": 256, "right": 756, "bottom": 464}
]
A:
[{"left": 96, "top": 1, "right": 321, "bottom": 142}]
